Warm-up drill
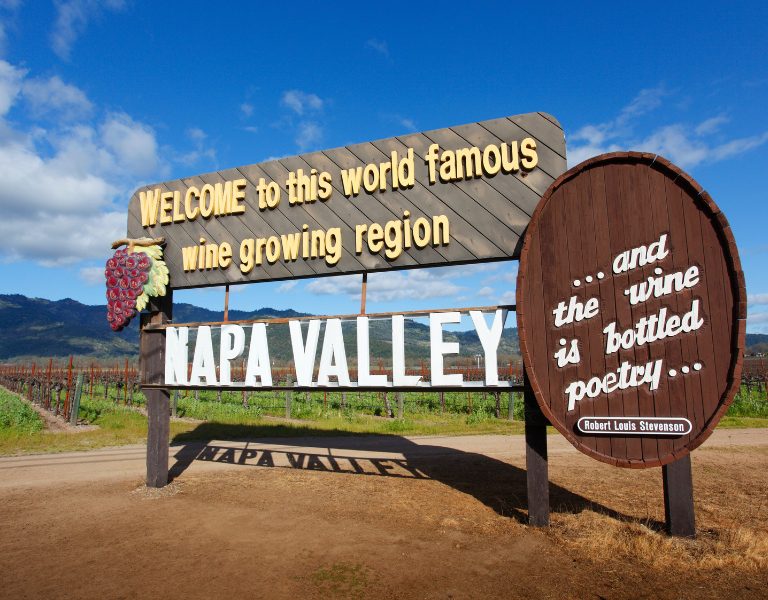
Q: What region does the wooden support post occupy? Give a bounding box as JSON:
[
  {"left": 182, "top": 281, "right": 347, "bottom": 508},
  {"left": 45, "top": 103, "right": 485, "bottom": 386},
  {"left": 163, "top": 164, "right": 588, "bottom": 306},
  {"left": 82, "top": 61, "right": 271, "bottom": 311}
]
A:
[
  {"left": 663, "top": 455, "right": 696, "bottom": 538},
  {"left": 360, "top": 272, "right": 367, "bottom": 315},
  {"left": 383, "top": 392, "right": 393, "bottom": 418},
  {"left": 285, "top": 388, "right": 292, "bottom": 419},
  {"left": 140, "top": 291, "right": 173, "bottom": 489},
  {"left": 507, "top": 391, "right": 515, "bottom": 420},
  {"left": 70, "top": 373, "right": 83, "bottom": 425},
  {"left": 524, "top": 379, "right": 549, "bottom": 527},
  {"left": 396, "top": 392, "right": 404, "bottom": 419},
  {"left": 123, "top": 358, "right": 129, "bottom": 404},
  {"left": 64, "top": 355, "right": 73, "bottom": 417}
]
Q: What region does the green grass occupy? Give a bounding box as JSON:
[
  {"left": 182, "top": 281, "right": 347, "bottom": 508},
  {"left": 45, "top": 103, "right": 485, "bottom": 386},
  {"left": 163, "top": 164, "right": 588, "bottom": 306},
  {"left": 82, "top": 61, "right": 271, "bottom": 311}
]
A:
[
  {"left": 0, "top": 390, "right": 199, "bottom": 455},
  {"left": 0, "top": 388, "right": 43, "bottom": 433},
  {"left": 726, "top": 386, "right": 768, "bottom": 418},
  {"left": 0, "top": 382, "right": 765, "bottom": 456}
]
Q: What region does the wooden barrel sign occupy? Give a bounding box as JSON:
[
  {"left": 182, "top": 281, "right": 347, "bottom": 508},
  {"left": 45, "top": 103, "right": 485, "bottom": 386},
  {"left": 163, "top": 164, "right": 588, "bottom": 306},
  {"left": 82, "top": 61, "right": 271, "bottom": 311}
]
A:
[{"left": 517, "top": 152, "right": 746, "bottom": 468}]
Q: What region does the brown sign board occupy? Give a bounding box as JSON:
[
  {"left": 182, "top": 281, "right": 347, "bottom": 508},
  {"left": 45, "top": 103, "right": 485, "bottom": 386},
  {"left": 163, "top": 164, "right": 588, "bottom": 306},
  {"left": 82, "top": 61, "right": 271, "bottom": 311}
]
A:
[
  {"left": 517, "top": 152, "right": 746, "bottom": 469},
  {"left": 127, "top": 113, "right": 565, "bottom": 290}
]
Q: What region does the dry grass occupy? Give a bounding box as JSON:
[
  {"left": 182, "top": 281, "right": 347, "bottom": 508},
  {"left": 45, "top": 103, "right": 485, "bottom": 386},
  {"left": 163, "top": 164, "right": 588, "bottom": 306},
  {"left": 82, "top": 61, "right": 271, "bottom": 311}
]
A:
[
  {"left": 129, "top": 480, "right": 185, "bottom": 500},
  {"left": 550, "top": 509, "right": 768, "bottom": 573}
]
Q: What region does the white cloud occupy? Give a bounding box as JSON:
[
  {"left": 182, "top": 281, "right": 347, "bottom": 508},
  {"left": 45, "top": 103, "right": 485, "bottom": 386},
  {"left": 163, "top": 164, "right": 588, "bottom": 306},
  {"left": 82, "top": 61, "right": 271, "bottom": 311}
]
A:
[
  {"left": 398, "top": 117, "right": 416, "bottom": 131},
  {"left": 306, "top": 270, "right": 464, "bottom": 303},
  {"left": 499, "top": 291, "right": 516, "bottom": 305},
  {"left": 79, "top": 264, "right": 107, "bottom": 285},
  {"left": 477, "top": 286, "right": 494, "bottom": 298},
  {"left": 618, "top": 86, "right": 666, "bottom": 121},
  {"left": 100, "top": 113, "right": 161, "bottom": 176},
  {"left": 0, "top": 60, "right": 166, "bottom": 265},
  {"left": 382, "top": 114, "right": 417, "bottom": 133},
  {"left": 0, "top": 210, "right": 125, "bottom": 266},
  {"left": 277, "top": 90, "right": 327, "bottom": 152},
  {"left": 695, "top": 115, "right": 729, "bottom": 136},
  {"left": 277, "top": 280, "right": 298, "bottom": 293},
  {"left": 0, "top": 0, "right": 21, "bottom": 57},
  {"left": 0, "top": 134, "right": 116, "bottom": 216},
  {"left": 483, "top": 267, "right": 517, "bottom": 285},
  {"left": 366, "top": 39, "right": 389, "bottom": 57},
  {"left": 50, "top": 0, "right": 126, "bottom": 60},
  {"left": 22, "top": 75, "right": 92, "bottom": 120},
  {"left": 281, "top": 90, "right": 323, "bottom": 116},
  {"left": 568, "top": 87, "right": 768, "bottom": 169},
  {"left": 637, "top": 125, "right": 768, "bottom": 169},
  {"left": 0, "top": 59, "right": 24, "bottom": 116},
  {"left": 295, "top": 121, "right": 322, "bottom": 151},
  {"left": 177, "top": 126, "right": 216, "bottom": 167},
  {"left": 240, "top": 102, "right": 254, "bottom": 117},
  {"left": 186, "top": 127, "right": 206, "bottom": 142},
  {"left": 747, "top": 312, "right": 768, "bottom": 324},
  {"left": 748, "top": 293, "right": 768, "bottom": 306}
]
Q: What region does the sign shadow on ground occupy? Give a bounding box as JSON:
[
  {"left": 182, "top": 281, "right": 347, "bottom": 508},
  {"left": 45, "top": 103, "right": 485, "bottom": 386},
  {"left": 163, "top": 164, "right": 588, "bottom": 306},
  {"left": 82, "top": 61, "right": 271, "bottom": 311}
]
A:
[{"left": 169, "top": 423, "right": 663, "bottom": 529}]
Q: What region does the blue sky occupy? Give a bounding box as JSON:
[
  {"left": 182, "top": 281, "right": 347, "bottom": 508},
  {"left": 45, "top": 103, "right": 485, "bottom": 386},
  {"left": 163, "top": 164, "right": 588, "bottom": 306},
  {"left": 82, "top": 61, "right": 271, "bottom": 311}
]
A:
[{"left": 0, "top": 1, "right": 766, "bottom": 331}]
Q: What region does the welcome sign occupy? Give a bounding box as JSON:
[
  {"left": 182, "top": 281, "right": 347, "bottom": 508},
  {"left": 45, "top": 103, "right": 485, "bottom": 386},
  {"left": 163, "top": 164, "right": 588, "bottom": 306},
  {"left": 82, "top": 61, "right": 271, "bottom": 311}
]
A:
[
  {"left": 127, "top": 113, "right": 566, "bottom": 288},
  {"left": 164, "top": 309, "right": 512, "bottom": 389},
  {"left": 517, "top": 153, "right": 746, "bottom": 468}
]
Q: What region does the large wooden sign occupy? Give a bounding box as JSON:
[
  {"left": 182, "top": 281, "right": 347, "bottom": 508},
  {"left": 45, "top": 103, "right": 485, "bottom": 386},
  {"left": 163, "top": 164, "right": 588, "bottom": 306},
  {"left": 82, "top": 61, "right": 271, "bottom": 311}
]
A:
[
  {"left": 517, "top": 152, "right": 746, "bottom": 468},
  {"left": 127, "top": 113, "right": 565, "bottom": 289}
]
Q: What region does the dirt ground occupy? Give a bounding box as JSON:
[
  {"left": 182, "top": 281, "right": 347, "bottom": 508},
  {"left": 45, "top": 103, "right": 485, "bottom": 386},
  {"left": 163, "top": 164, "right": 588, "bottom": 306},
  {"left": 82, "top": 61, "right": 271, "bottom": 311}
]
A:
[{"left": 0, "top": 430, "right": 766, "bottom": 599}]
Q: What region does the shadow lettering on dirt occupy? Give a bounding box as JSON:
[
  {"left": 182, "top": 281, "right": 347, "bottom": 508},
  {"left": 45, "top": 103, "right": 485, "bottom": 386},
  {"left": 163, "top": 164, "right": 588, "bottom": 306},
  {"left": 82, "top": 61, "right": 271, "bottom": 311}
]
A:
[
  {"left": 170, "top": 423, "right": 662, "bottom": 527},
  {"left": 195, "top": 444, "right": 428, "bottom": 479}
]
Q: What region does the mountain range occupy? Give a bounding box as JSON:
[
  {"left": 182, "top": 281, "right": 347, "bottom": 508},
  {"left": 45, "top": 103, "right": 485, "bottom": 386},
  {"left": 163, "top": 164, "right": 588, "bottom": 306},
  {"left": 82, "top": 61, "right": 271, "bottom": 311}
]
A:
[
  {"left": 0, "top": 294, "right": 519, "bottom": 363},
  {"left": 1, "top": 294, "right": 766, "bottom": 363}
]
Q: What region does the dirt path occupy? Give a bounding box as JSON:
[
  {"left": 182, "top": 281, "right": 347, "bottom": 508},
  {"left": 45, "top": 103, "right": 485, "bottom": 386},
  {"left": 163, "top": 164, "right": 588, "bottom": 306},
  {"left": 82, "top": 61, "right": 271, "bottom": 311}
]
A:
[{"left": 1, "top": 430, "right": 766, "bottom": 599}]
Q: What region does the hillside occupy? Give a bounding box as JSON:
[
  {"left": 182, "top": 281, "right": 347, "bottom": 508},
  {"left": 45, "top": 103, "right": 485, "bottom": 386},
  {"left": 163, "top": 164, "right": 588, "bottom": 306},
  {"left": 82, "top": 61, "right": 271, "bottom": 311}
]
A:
[
  {"left": 0, "top": 294, "right": 306, "bottom": 360},
  {"left": 3, "top": 294, "right": 764, "bottom": 363},
  {"left": 0, "top": 294, "right": 519, "bottom": 362}
]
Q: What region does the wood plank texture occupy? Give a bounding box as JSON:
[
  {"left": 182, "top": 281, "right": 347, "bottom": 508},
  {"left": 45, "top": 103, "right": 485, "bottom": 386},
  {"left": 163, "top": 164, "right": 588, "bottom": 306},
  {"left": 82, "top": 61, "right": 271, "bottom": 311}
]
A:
[
  {"left": 517, "top": 152, "right": 746, "bottom": 469},
  {"left": 141, "top": 292, "right": 173, "bottom": 488},
  {"left": 662, "top": 454, "right": 696, "bottom": 537},
  {"left": 524, "top": 379, "right": 550, "bottom": 526},
  {"left": 126, "top": 113, "right": 565, "bottom": 289}
]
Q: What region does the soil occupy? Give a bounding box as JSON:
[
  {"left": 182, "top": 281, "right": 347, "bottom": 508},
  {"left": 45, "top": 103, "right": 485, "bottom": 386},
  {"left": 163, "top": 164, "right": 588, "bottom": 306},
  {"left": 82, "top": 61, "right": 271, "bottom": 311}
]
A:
[
  {"left": 0, "top": 430, "right": 766, "bottom": 599},
  {"left": 23, "top": 396, "right": 98, "bottom": 432}
]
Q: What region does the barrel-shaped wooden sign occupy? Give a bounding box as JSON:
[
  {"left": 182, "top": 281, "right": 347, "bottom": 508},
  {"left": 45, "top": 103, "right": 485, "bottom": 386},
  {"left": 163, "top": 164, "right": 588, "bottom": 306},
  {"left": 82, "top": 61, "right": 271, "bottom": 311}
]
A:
[{"left": 517, "top": 152, "right": 746, "bottom": 468}]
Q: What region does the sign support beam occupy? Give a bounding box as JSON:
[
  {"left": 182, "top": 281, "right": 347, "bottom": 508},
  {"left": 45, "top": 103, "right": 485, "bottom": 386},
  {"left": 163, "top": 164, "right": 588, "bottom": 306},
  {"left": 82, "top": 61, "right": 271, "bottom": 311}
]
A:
[
  {"left": 662, "top": 455, "right": 696, "bottom": 537},
  {"left": 360, "top": 272, "right": 367, "bottom": 315},
  {"left": 524, "top": 373, "right": 549, "bottom": 526},
  {"left": 140, "top": 291, "right": 173, "bottom": 488}
]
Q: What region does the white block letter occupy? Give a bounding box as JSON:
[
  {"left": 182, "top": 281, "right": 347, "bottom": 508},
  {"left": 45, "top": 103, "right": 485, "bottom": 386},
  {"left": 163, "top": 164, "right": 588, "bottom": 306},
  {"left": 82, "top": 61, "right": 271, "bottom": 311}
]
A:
[
  {"left": 290, "top": 320, "right": 321, "bottom": 386},
  {"left": 219, "top": 324, "right": 245, "bottom": 385},
  {"left": 190, "top": 326, "right": 217, "bottom": 385},
  {"left": 430, "top": 312, "right": 463, "bottom": 386},
  {"left": 392, "top": 315, "right": 421, "bottom": 386},
  {"left": 357, "top": 317, "right": 387, "bottom": 386},
  {"left": 317, "top": 319, "right": 351, "bottom": 386},
  {"left": 245, "top": 323, "right": 272, "bottom": 386},
  {"left": 470, "top": 309, "right": 507, "bottom": 385},
  {"left": 165, "top": 326, "right": 189, "bottom": 385}
]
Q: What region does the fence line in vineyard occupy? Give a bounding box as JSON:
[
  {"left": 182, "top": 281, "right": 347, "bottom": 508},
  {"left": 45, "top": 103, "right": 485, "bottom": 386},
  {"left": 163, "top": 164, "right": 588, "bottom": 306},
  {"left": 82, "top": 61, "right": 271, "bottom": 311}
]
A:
[{"left": 1, "top": 356, "right": 765, "bottom": 424}]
